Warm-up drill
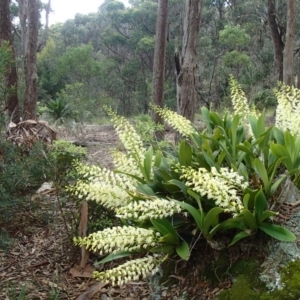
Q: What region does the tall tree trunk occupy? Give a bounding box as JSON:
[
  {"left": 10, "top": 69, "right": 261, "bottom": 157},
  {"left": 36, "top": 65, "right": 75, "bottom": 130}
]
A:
[
  {"left": 297, "top": 51, "right": 300, "bottom": 89},
  {"left": 152, "top": 0, "right": 169, "bottom": 141},
  {"left": 283, "top": 0, "right": 296, "bottom": 86},
  {"left": 0, "top": 0, "right": 20, "bottom": 123},
  {"left": 23, "top": 0, "right": 39, "bottom": 120},
  {"left": 16, "top": 0, "right": 28, "bottom": 56},
  {"left": 176, "top": 0, "right": 203, "bottom": 122},
  {"left": 267, "top": 0, "right": 284, "bottom": 82},
  {"left": 38, "top": 0, "right": 51, "bottom": 52}
]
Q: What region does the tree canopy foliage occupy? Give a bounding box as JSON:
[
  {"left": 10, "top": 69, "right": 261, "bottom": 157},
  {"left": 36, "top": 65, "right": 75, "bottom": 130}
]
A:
[{"left": 0, "top": 0, "right": 299, "bottom": 122}]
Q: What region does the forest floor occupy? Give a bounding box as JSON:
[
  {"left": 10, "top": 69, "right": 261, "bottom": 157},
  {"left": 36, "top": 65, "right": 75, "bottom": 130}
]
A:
[{"left": 0, "top": 123, "right": 263, "bottom": 300}]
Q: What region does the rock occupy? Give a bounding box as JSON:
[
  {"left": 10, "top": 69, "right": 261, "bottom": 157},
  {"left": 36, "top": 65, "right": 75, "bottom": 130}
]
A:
[{"left": 259, "top": 205, "right": 300, "bottom": 290}]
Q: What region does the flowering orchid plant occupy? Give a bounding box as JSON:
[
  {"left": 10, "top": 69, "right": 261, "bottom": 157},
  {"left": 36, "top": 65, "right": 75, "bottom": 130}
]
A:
[{"left": 69, "top": 78, "right": 299, "bottom": 287}]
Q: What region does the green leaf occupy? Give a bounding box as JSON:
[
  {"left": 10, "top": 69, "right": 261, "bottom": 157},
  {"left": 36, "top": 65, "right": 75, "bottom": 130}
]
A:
[
  {"left": 165, "top": 179, "right": 188, "bottom": 194},
  {"left": 236, "top": 144, "right": 255, "bottom": 157},
  {"left": 143, "top": 146, "right": 153, "bottom": 181},
  {"left": 202, "top": 151, "right": 215, "bottom": 167},
  {"left": 268, "top": 156, "right": 286, "bottom": 183},
  {"left": 272, "top": 127, "right": 284, "bottom": 145},
  {"left": 229, "top": 231, "right": 251, "bottom": 246},
  {"left": 209, "top": 111, "right": 223, "bottom": 127},
  {"left": 270, "top": 144, "right": 289, "bottom": 162},
  {"left": 248, "top": 115, "right": 258, "bottom": 138},
  {"left": 259, "top": 210, "right": 278, "bottom": 223},
  {"left": 154, "top": 150, "right": 162, "bottom": 167},
  {"left": 151, "top": 219, "right": 179, "bottom": 243},
  {"left": 257, "top": 113, "right": 266, "bottom": 137},
  {"left": 149, "top": 244, "right": 174, "bottom": 253},
  {"left": 284, "top": 131, "right": 295, "bottom": 158},
  {"left": 203, "top": 207, "right": 224, "bottom": 236},
  {"left": 99, "top": 251, "right": 135, "bottom": 264},
  {"left": 187, "top": 189, "right": 203, "bottom": 210},
  {"left": 219, "top": 217, "right": 247, "bottom": 231},
  {"left": 230, "top": 114, "right": 240, "bottom": 158},
  {"left": 176, "top": 241, "right": 190, "bottom": 260},
  {"left": 179, "top": 140, "right": 192, "bottom": 166},
  {"left": 243, "top": 188, "right": 259, "bottom": 210},
  {"left": 158, "top": 233, "right": 179, "bottom": 245},
  {"left": 115, "top": 170, "right": 146, "bottom": 184},
  {"left": 240, "top": 209, "right": 257, "bottom": 231},
  {"left": 253, "top": 158, "right": 269, "bottom": 191},
  {"left": 242, "top": 194, "right": 250, "bottom": 210},
  {"left": 254, "top": 189, "right": 267, "bottom": 221},
  {"left": 136, "top": 184, "right": 156, "bottom": 196},
  {"left": 238, "top": 163, "right": 249, "bottom": 181},
  {"left": 162, "top": 182, "right": 182, "bottom": 194},
  {"left": 259, "top": 223, "right": 296, "bottom": 241},
  {"left": 177, "top": 201, "right": 204, "bottom": 230},
  {"left": 157, "top": 169, "right": 173, "bottom": 182},
  {"left": 270, "top": 175, "right": 287, "bottom": 195},
  {"left": 217, "top": 149, "right": 227, "bottom": 165},
  {"left": 201, "top": 107, "right": 213, "bottom": 131}
]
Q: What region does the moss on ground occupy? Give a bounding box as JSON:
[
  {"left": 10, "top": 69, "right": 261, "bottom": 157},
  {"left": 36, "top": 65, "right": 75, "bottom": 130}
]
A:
[{"left": 218, "top": 260, "right": 300, "bottom": 300}]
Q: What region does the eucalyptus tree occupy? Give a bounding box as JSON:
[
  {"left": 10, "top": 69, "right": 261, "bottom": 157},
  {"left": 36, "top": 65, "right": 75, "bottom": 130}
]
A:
[
  {"left": 152, "top": 0, "right": 169, "bottom": 141},
  {"left": 23, "top": 0, "right": 39, "bottom": 120},
  {"left": 283, "top": 0, "right": 296, "bottom": 86},
  {"left": 176, "top": 0, "right": 203, "bottom": 122},
  {"left": 267, "top": 0, "right": 285, "bottom": 82},
  {"left": 0, "top": 0, "right": 20, "bottom": 123},
  {"left": 267, "top": 0, "right": 298, "bottom": 86}
]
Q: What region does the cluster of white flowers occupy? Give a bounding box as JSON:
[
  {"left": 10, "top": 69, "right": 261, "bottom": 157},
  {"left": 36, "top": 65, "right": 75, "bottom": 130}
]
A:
[
  {"left": 229, "top": 75, "right": 251, "bottom": 122},
  {"left": 105, "top": 106, "right": 145, "bottom": 162},
  {"left": 69, "top": 163, "right": 136, "bottom": 209},
  {"left": 116, "top": 197, "right": 182, "bottom": 220},
  {"left": 229, "top": 75, "right": 263, "bottom": 136},
  {"left": 93, "top": 255, "right": 161, "bottom": 286},
  {"left": 112, "top": 150, "right": 142, "bottom": 178},
  {"left": 180, "top": 166, "right": 248, "bottom": 213},
  {"left": 74, "top": 226, "right": 160, "bottom": 255},
  {"left": 275, "top": 84, "right": 300, "bottom": 136},
  {"left": 151, "top": 104, "right": 197, "bottom": 137},
  {"left": 249, "top": 103, "right": 261, "bottom": 119}
]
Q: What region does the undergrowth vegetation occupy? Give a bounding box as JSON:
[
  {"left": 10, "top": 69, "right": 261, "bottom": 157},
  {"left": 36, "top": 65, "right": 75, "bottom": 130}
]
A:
[
  {"left": 68, "top": 77, "right": 300, "bottom": 288},
  {"left": 0, "top": 138, "right": 86, "bottom": 249}
]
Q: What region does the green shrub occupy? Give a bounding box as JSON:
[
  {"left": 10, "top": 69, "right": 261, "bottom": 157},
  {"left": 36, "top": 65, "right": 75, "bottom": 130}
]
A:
[
  {"left": 252, "top": 89, "right": 277, "bottom": 110},
  {"left": 45, "top": 98, "right": 72, "bottom": 125},
  {"left": 0, "top": 140, "right": 50, "bottom": 194},
  {"left": 132, "top": 114, "right": 168, "bottom": 148},
  {"left": 48, "top": 139, "right": 87, "bottom": 184},
  {"left": 0, "top": 138, "right": 86, "bottom": 224}
]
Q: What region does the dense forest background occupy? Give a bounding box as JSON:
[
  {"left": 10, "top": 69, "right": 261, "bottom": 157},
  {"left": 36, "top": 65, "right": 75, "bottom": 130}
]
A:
[{"left": 1, "top": 0, "right": 299, "bottom": 124}]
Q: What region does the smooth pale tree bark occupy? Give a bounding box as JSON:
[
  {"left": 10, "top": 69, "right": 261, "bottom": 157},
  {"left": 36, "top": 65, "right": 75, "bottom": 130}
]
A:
[
  {"left": 0, "top": 0, "right": 20, "bottom": 123},
  {"left": 267, "top": 0, "right": 284, "bottom": 82},
  {"left": 175, "top": 0, "right": 203, "bottom": 122},
  {"left": 23, "top": 0, "right": 39, "bottom": 120},
  {"left": 283, "top": 0, "right": 296, "bottom": 86},
  {"left": 152, "top": 0, "right": 169, "bottom": 141}
]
